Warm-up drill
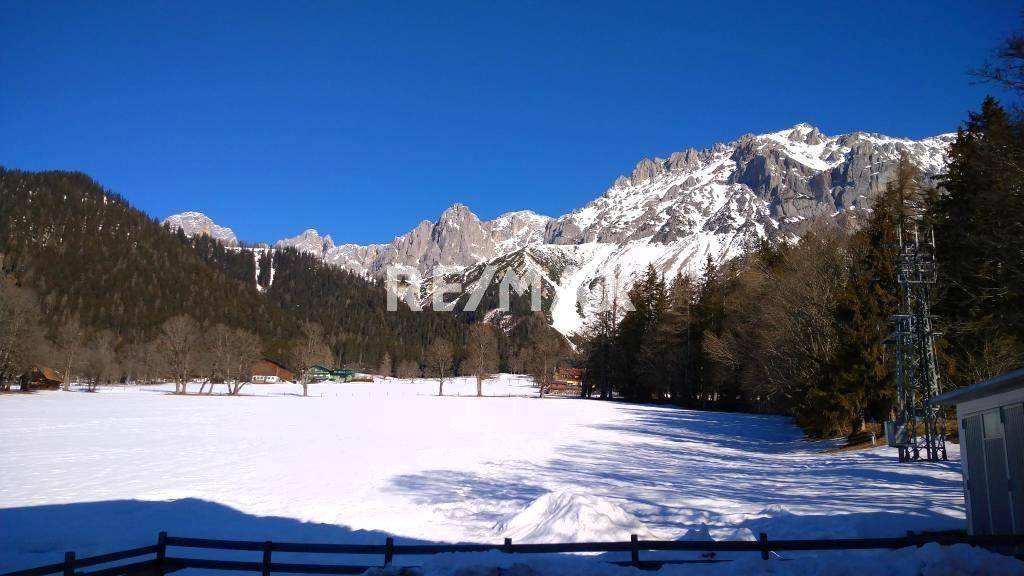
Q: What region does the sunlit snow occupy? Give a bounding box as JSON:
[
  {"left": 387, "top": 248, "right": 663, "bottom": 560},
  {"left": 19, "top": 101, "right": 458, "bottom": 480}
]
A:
[{"left": 0, "top": 376, "right": 977, "bottom": 574}]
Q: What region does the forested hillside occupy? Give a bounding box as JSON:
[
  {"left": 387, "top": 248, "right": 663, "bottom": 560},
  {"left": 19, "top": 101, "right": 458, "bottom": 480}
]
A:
[
  {"left": 0, "top": 168, "right": 475, "bottom": 381},
  {"left": 0, "top": 169, "right": 297, "bottom": 350},
  {"left": 260, "top": 247, "right": 469, "bottom": 367},
  {"left": 577, "top": 89, "right": 1024, "bottom": 437}
]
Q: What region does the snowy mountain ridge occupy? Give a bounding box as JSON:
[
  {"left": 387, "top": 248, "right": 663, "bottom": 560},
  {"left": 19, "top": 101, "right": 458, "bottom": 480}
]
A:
[
  {"left": 164, "top": 123, "right": 954, "bottom": 335},
  {"left": 163, "top": 211, "right": 238, "bottom": 246}
]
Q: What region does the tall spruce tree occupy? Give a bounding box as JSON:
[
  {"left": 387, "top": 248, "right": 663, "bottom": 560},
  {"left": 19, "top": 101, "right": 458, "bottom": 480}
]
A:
[
  {"left": 827, "top": 159, "right": 917, "bottom": 434},
  {"left": 933, "top": 97, "right": 1024, "bottom": 384}
]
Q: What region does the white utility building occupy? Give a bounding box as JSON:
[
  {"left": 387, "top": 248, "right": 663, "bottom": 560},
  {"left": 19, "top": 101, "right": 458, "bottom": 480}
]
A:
[{"left": 933, "top": 368, "right": 1024, "bottom": 535}]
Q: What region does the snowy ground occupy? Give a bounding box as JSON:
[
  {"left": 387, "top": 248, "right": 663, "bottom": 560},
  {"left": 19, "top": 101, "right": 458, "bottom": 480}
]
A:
[{"left": 2, "top": 376, "right": 1020, "bottom": 575}]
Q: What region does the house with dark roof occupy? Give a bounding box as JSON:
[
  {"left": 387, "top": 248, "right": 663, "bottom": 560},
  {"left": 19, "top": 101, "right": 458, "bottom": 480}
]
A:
[{"left": 20, "top": 366, "right": 62, "bottom": 391}]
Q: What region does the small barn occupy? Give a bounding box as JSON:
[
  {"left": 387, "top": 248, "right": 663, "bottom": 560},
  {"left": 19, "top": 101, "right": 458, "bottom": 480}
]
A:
[
  {"left": 20, "top": 366, "right": 63, "bottom": 390},
  {"left": 932, "top": 368, "right": 1024, "bottom": 535},
  {"left": 251, "top": 358, "right": 294, "bottom": 383}
]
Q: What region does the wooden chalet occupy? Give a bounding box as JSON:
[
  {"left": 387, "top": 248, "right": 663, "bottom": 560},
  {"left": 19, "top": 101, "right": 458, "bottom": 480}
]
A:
[
  {"left": 251, "top": 358, "right": 294, "bottom": 383},
  {"left": 548, "top": 367, "right": 583, "bottom": 395},
  {"left": 20, "top": 366, "right": 63, "bottom": 390}
]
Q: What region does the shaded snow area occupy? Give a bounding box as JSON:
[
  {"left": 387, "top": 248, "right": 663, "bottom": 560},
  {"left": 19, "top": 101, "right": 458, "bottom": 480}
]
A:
[{"left": 1, "top": 376, "right": 1019, "bottom": 575}]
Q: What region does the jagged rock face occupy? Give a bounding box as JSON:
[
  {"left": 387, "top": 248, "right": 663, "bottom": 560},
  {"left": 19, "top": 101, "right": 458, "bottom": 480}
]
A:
[
  {"left": 163, "top": 211, "right": 238, "bottom": 246},
  {"left": 169, "top": 123, "right": 953, "bottom": 335},
  {"left": 267, "top": 204, "right": 553, "bottom": 277},
  {"left": 276, "top": 229, "right": 335, "bottom": 255},
  {"left": 727, "top": 124, "right": 953, "bottom": 223},
  {"left": 546, "top": 123, "right": 953, "bottom": 247}
]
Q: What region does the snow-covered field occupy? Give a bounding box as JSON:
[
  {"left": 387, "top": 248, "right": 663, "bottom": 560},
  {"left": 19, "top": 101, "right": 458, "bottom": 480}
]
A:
[{"left": 2, "top": 376, "right": 1020, "bottom": 575}]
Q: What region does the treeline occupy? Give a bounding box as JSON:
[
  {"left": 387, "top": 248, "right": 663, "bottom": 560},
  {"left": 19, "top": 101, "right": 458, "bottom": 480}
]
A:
[
  {"left": 0, "top": 167, "right": 568, "bottom": 388},
  {"left": 0, "top": 265, "right": 567, "bottom": 395},
  {"left": 188, "top": 238, "right": 570, "bottom": 375},
  {"left": 578, "top": 90, "right": 1023, "bottom": 437},
  {"left": 0, "top": 168, "right": 299, "bottom": 357}
]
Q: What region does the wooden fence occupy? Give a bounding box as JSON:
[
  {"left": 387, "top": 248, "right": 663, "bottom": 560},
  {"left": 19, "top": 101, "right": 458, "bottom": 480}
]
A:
[{"left": 3, "top": 531, "right": 1023, "bottom": 576}]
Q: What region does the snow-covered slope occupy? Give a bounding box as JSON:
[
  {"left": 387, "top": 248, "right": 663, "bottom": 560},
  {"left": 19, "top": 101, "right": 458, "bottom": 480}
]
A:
[
  {"left": 428, "top": 125, "right": 953, "bottom": 334},
  {"left": 546, "top": 123, "right": 952, "bottom": 246},
  {"left": 3, "top": 381, "right": 1002, "bottom": 575},
  {"left": 167, "top": 124, "right": 954, "bottom": 335}
]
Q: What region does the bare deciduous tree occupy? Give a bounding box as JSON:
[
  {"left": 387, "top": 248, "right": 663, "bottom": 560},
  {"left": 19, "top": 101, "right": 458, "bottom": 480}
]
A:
[
  {"left": 294, "top": 322, "right": 332, "bottom": 397},
  {"left": 395, "top": 359, "right": 421, "bottom": 379},
  {"left": 424, "top": 338, "right": 454, "bottom": 396},
  {"left": 205, "top": 324, "right": 262, "bottom": 395},
  {"left": 378, "top": 352, "right": 392, "bottom": 380},
  {"left": 226, "top": 329, "right": 261, "bottom": 395},
  {"left": 156, "top": 315, "right": 200, "bottom": 394},
  {"left": 529, "top": 329, "right": 563, "bottom": 398},
  {"left": 83, "top": 330, "right": 119, "bottom": 392},
  {"left": 54, "top": 315, "right": 84, "bottom": 391},
  {"left": 461, "top": 324, "right": 499, "bottom": 396},
  {"left": 0, "top": 280, "right": 43, "bottom": 392},
  {"left": 202, "top": 324, "right": 232, "bottom": 394},
  {"left": 704, "top": 226, "right": 848, "bottom": 424},
  {"left": 973, "top": 30, "right": 1024, "bottom": 95},
  {"left": 119, "top": 329, "right": 153, "bottom": 386}
]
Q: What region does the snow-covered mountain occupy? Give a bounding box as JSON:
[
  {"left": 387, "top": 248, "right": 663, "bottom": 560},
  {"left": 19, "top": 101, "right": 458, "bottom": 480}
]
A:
[
  {"left": 287, "top": 205, "right": 554, "bottom": 277},
  {"left": 163, "top": 211, "right": 238, "bottom": 246},
  {"left": 164, "top": 123, "right": 954, "bottom": 335}
]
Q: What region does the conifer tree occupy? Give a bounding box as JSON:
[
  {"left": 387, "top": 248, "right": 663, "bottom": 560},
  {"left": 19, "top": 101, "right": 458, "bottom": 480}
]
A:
[
  {"left": 933, "top": 97, "right": 1024, "bottom": 385},
  {"left": 827, "top": 157, "right": 920, "bottom": 433}
]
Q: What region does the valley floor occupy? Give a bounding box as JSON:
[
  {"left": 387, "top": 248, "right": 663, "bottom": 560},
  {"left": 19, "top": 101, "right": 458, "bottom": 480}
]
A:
[{"left": 1, "top": 376, "right": 1019, "bottom": 575}]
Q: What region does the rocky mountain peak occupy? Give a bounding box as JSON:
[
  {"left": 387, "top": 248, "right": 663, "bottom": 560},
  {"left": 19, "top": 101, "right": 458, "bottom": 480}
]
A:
[
  {"left": 168, "top": 122, "right": 955, "bottom": 335},
  {"left": 163, "top": 211, "right": 238, "bottom": 246},
  {"left": 276, "top": 228, "right": 335, "bottom": 255},
  {"left": 439, "top": 202, "right": 474, "bottom": 220},
  {"left": 630, "top": 157, "right": 666, "bottom": 186}
]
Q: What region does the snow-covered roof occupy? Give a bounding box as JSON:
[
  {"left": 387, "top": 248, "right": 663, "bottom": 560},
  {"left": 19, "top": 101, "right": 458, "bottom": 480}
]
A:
[{"left": 931, "top": 368, "right": 1024, "bottom": 405}]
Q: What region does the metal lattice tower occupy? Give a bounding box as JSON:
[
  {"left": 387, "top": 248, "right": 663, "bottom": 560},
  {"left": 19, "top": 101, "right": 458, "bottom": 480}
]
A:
[{"left": 885, "top": 225, "right": 947, "bottom": 462}]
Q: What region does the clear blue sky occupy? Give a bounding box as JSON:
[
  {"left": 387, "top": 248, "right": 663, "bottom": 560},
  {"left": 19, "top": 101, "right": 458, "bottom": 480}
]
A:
[{"left": 1, "top": 1, "right": 1018, "bottom": 245}]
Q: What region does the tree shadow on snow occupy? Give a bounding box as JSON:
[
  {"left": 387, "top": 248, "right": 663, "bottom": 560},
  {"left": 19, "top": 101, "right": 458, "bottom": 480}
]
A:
[
  {"left": 382, "top": 403, "right": 966, "bottom": 541},
  {"left": 0, "top": 498, "right": 433, "bottom": 573}
]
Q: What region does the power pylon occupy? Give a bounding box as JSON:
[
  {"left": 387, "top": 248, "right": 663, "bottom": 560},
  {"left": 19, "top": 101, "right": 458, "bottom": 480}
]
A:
[{"left": 884, "top": 225, "right": 947, "bottom": 462}]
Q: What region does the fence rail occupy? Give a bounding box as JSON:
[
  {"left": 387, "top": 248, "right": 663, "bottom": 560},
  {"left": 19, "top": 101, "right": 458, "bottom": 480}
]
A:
[{"left": 3, "top": 531, "right": 1023, "bottom": 576}]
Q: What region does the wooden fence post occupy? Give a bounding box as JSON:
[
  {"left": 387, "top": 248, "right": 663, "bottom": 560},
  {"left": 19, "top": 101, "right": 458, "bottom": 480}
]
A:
[
  {"left": 156, "top": 532, "right": 167, "bottom": 576},
  {"left": 630, "top": 534, "right": 639, "bottom": 566},
  {"left": 63, "top": 552, "right": 75, "bottom": 576},
  {"left": 261, "top": 541, "right": 272, "bottom": 576},
  {"left": 759, "top": 532, "right": 769, "bottom": 560},
  {"left": 384, "top": 537, "right": 394, "bottom": 566}
]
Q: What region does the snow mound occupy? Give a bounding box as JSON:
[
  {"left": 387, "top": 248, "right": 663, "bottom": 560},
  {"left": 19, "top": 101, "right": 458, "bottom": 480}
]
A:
[
  {"left": 494, "top": 491, "right": 655, "bottom": 543},
  {"left": 677, "top": 523, "right": 713, "bottom": 542},
  {"left": 759, "top": 503, "right": 793, "bottom": 516}
]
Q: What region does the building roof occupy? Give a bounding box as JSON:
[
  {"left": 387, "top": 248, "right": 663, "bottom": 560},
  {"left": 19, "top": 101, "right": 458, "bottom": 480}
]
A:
[
  {"left": 252, "top": 358, "right": 294, "bottom": 379},
  {"left": 931, "top": 367, "right": 1024, "bottom": 406},
  {"left": 37, "top": 366, "right": 62, "bottom": 382}
]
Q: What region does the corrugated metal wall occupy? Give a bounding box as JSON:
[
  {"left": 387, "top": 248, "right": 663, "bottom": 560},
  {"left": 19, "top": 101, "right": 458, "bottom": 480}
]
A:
[
  {"left": 1004, "top": 404, "right": 1024, "bottom": 533},
  {"left": 963, "top": 413, "right": 990, "bottom": 534},
  {"left": 963, "top": 403, "right": 1024, "bottom": 535}
]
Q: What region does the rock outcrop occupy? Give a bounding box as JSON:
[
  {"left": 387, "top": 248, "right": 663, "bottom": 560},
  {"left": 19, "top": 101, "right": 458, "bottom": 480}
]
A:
[{"left": 167, "top": 123, "right": 954, "bottom": 335}]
